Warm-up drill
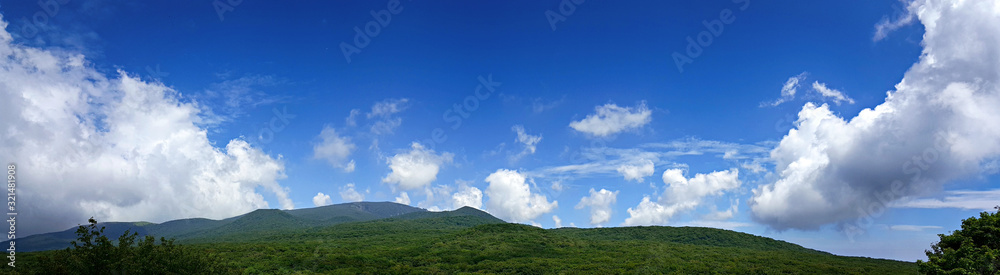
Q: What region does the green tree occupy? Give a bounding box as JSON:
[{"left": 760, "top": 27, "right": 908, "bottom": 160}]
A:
[
  {"left": 918, "top": 206, "right": 1000, "bottom": 274},
  {"left": 45, "top": 217, "right": 230, "bottom": 274}
]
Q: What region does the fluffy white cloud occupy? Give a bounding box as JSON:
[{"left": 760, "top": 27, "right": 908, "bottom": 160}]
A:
[
  {"left": 0, "top": 18, "right": 293, "bottom": 237},
  {"left": 382, "top": 142, "right": 454, "bottom": 190},
  {"left": 313, "top": 192, "right": 332, "bottom": 207},
  {"left": 510, "top": 125, "right": 542, "bottom": 161},
  {"left": 569, "top": 102, "right": 651, "bottom": 137},
  {"left": 811, "top": 81, "right": 855, "bottom": 105},
  {"left": 575, "top": 188, "right": 619, "bottom": 225},
  {"left": 452, "top": 183, "right": 484, "bottom": 209},
  {"left": 625, "top": 169, "right": 741, "bottom": 226},
  {"left": 339, "top": 183, "right": 364, "bottom": 202},
  {"left": 750, "top": 0, "right": 1000, "bottom": 230},
  {"left": 616, "top": 159, "right": 655, "bottom": 182},
  {"left": 313, "top": 126, "right": 356, "bottom": 172},
  {"left": 395, "top": 192, "right": 411, "bottom": 205},
  {"left": 484, "top": 169, "right": 558, "bottom": 223},
  {"left": 552, "top": 215, "right": 563, "bottom": 228}
]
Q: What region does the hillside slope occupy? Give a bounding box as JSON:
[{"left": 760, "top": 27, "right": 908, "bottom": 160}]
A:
[
  {"left": 14, "top": 201, "right": 426, "bottom": 252},
  {"left": 7, "top": 202, "right": 918, "bottom": 274}
]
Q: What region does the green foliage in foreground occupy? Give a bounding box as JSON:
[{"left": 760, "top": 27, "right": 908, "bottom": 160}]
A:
[
  {"left": 918, "top": 207, "right": 1000, "bottom": 274},
  {"left": 5, "top": 218, "right": 229, "bottom": 274}
]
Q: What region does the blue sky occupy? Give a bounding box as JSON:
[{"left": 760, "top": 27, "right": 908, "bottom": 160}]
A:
[{"left": 2, "top": 0, "right": 999, "bottom": 262}]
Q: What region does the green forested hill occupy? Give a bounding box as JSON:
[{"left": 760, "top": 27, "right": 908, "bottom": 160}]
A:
[{"left": 4, "top": 202, "right": 917, "bottom": 274}]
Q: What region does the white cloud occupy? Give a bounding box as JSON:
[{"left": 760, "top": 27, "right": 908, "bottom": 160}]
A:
[
  {"left": 362, "top": 98, "right": 409, "bottom": 135},
  {"left": 811, "top": 81, "right": 855, "bottom": 105},
  {"left": 382, "top": 142, "right": 454, "bottom": 190},
  {"left": 370, "top": 118, "right": 402, "bottom": 135},
  {"left": 750, "top": 0, "right": 1000, "bottom": 230},
  {"left": 0, "top": 19, "right": 293, "bottom": 237},
  {"left": 575, "top": 188, "right": 619, "bottom": 225},
  {"left": 678, "top": 220, "right": 754, "bottom": 230},
  {"left": 395, "top": 192, "right": 411, "bottom": 205},
  {"left": 367, "top": 98, "right": 408, "bottom": 135},
  {"left": 452, "top": 183, "right": 484, "bottom": 209},
  {"left": 703, "top": 200, "right": 739, "bottom": 221},
  {"left": 616, "top": 159, "right": 655, "bottom": 182},
  {"left": 624, "top": 169, "right": 741, "bottom": 226},
  {"left": 484, "top": 169, "right": 558, "bottom": 223},
  {"left": 339, "top": 183, "right": 364, "bottom": 202},
  {"left": 874, "top": 1, "right": 920, "bottom": 41},
  {"left": 345, "top": 109, "right": 361, "bottom": 127},
  {"left": 889, "top": 225, "right": 943, "bottom": 232},
  {"left": 536, "top": 138, "right": 770, "bottom": 182},
  {"left": 313, "top": 192, "right": 332, "bottom": 207},
  {"left": 569, "top": 102, "right": 651, "bottom": 137},
  {"left": 552, "top": 215, "right": 563, "bottom": 228},
  {"left": 416, "top": 184, "right": 453, "bottom": 210},
  {"left": 765, "top": 72, "right": 808, "bottom": 107},
  {"left": 764, "top": 74, "right": 855, "bottom": 107},
  {"left": 368, "top": 98, "right": 409, "bottom": 118},
  {"left": 510, "top": 125, "right": 542, "bottom": 162},
  {"left": 313, "top": 126, "right": 356, "bottom": 172},
  {"left": 893, "top": 189, "right": 1000, "bottom": 211}
]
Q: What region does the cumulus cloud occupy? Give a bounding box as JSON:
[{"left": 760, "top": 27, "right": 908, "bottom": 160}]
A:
[
  {"left": 765, "top": 72, "right": 808, "bottom": 107},
  {"left": 552, "top": 215, "right": 563, "bottom": 228},
  {"left": 811, "top": 81, "right": 855, "bottom": 105},
  {"left": 0, "top": 17, "right": 293, "bottom": 237},
  {"left": 313, "top": 126, "right": 356, "bottom": 172},
  {"left": 484, "top": 169, "right": 558, "bottom": 223},
  {"left": 575, "top": 188, "right": 619, "bottom": 225},
  {"left": 750, "top": 0, "right": 1000, "bottom": 231},
  {"left": 313, "top": 192, "right": 332, "bottom": 207},
  {"left": 452, "top": 183, "right": 484, "bottom": 209},
  {"left": 625, "top": 169, "right": 741, "bottom": 226},
  {"left": 569, "top": 102, "right": 651, "bottom": 137},
  {"left": 339, "top": 183, "right": 364, "bottom": 202},
  {"left": 616, "top": 159, "right": 655, "bottom": 182},
  {"left": 510, "top": 125, "right": 542, "bottom": 162},
  {"left": 394, "top": 192, "right": 411, "bottom": 205},
  {"left": 382, "top": 142, "right": 454, "bottom": 190}
]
